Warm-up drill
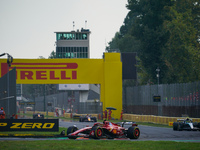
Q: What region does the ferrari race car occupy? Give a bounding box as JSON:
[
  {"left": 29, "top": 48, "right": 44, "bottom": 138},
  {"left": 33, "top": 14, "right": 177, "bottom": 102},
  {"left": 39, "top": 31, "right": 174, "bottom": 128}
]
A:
[
  {"left": 33, "top": 113, "right": 44, "bottom": 119},
  {"left": 173, "top": 118, "right": 200, "bottom": 131},
  {"left": 79, "top": 115, "right": 97, "bottom": 122},
  {"left": 67, "top": 120, "right": 140, "bottom": 139}
]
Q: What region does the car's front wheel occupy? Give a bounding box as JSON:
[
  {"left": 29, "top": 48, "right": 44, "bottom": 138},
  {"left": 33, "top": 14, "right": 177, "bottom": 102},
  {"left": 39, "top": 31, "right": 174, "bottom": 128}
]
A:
[{"left": 67, "top": 126, "right": 78, "bottom": 139}]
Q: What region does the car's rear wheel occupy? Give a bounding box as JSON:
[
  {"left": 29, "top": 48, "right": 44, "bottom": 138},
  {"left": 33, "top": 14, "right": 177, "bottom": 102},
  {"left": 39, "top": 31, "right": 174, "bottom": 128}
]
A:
[
  {"left": 127, "top": 126, "right": 140, "bottom": 139},
  {"left": 91, "top": 126, "right": 103, "bottom": 139},
  {"left": 173, "top": 122, "right": 178, "bottom": 131},
  {"left": 193, "top": 122, "right": 198, "bottom": 127},
  {"left": 197, "top": 123, "right": 200, "bottom": 128},
  {"left": 67, "top": 126, "right": 78, "bottom": 139},
  {"left": 91, "top": 117, "right": 97, "bottom": 122},
  {"left": 79, "top": 117, "right": 82, "bottom": 122}
]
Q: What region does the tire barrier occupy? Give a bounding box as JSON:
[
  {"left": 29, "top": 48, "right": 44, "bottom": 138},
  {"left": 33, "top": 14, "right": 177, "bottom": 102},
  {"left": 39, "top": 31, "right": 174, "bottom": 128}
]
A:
[
  {"left": 123, "top": 114, "right": 200, "bottom": 125},
  {"left": 20, "top": 111, "right": 98, "bottom": 119},
  {"left": 20, "top": 111, "right": 200, "bottom": 126}
]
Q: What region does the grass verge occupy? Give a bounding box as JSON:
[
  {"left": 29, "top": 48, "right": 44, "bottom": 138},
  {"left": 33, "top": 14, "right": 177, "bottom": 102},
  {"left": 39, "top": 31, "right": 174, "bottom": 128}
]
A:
[{"left": 0, "top": 140, "right": 200, "bottom": 150}]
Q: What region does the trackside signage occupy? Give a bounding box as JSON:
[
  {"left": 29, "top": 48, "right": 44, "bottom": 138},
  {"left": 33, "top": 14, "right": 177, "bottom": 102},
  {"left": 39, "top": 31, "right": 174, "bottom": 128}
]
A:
[
  {"left": 0, "top": 59, "right": 104, "bottom": 84},
  {"left": 0, "top": 119, "right": 59, "bottom": 132},
  {"left": 0, "top": 53, "right": 123, "bottom": 119}
]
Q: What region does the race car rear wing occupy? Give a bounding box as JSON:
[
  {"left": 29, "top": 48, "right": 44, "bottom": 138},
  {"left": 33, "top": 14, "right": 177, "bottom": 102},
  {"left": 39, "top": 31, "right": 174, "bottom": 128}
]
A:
[{"left": 177, "top": 118, "right": 193, "bottom": 122}]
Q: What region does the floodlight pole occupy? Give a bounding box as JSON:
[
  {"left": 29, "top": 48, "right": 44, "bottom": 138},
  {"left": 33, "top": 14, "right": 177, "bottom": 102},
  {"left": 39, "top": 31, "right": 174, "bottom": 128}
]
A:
[
  {"left": 156, "top": 67, "right": 160, "bottom": 85},
  {"left": 156, "top": 67, "right": 160, "bottom": 95}
]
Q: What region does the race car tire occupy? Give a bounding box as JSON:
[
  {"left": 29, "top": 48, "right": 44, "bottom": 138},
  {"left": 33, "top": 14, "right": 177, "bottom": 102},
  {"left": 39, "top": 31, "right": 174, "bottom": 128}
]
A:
[
  {"left": 173, "top": 122, "right": 178, "bottom": 131},
  {"left": 127, "top": 126, "right": 140, "bottom": 139},
  {"left": 93, "top": 118, "right": 97, "bottom": 122},
  {"left": 83, "top": 118, "right": 88, "bottom": 122},
  {"left": 91, "top": 126, "right": 103, "bottom": 139},
  {"left": 91, "top": 117, "right": 97, "bottom": 122},
  {"left": 67, "top": 126, "right": 78, "bottom": 139},
  {"left": 197, "top": 123, "right": 200, "bottom": 128},
  {"left": 193, "top": 122, "right": 198, "bottom": 127},
  {"left": 79, "top": 117, "right": 83, "bottom": 122}
]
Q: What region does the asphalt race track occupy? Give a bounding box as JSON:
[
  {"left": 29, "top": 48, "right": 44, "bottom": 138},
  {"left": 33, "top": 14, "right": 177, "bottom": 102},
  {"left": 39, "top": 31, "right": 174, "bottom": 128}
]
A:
[
  {"left": 1, "top": 120, "right": 200, "bottom": 142},
  {"left": 59, "top": 120, "right": 200, "bottom": 142}
]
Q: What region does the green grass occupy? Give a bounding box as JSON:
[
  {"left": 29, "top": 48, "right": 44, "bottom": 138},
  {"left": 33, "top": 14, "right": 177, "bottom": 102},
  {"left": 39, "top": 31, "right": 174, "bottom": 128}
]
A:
[
  {"left": 136, "top": 122, "right": 172, "bottom": 128},
  {"left": 0, "top": 140, "right": 200, "bottom": 150},
  {"left": 0, "top": 127, "right": 67, "bottom": 135},
  {"left": 1, "top": 114, "right": 199, "bottom": 149}
]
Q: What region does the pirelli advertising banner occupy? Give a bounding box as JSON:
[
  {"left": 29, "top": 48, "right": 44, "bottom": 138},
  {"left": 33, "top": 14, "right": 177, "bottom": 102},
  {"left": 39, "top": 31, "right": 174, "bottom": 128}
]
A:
[
  {"left": 0, "top": 119, "right": 59, "bottom": 132},
  {"left": 0, "top": 53, "right": 122, "bottom": 119},
  {"left": 0, "top": 58, "right": 104, "bottom": 84}
]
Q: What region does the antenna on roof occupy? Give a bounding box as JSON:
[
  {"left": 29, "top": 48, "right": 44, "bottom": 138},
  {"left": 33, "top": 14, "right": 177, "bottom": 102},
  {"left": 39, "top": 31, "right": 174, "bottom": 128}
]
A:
[
  {"left": 73, "top": 21, "right": 75, "bottom": 30},
  {"left": 105, "top": 38, "right": 107, "bottom": 51},
  {"left": 85, "top": 20, "right": 87, "bottom": 29}
]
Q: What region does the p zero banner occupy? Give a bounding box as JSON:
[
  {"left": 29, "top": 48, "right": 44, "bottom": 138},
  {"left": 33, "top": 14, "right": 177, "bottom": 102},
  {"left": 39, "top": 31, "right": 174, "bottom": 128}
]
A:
[
  {"left": 0, "top": 53, "right": 122, "bottom": 119},
  {"left": 0, "top": 119, "right": 59, "bottom": 132}
]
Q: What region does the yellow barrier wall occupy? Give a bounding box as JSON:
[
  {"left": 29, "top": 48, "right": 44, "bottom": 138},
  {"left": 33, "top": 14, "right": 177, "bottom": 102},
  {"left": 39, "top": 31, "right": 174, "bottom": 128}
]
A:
[
  {"left": 22, "top": 111, "right": 200, "bottom": 126},
  {"left": 123, "top": 114, "right": 200, "bottom": 125},
  {"left": 23, "top": 111, "right": 98, "bottom": 119}
]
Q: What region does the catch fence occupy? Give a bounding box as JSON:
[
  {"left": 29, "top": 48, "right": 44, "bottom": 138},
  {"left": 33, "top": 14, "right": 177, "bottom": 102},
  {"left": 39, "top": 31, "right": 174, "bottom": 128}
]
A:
[{"left": 123, "top": 81, "right": 200, "bottom": 118}]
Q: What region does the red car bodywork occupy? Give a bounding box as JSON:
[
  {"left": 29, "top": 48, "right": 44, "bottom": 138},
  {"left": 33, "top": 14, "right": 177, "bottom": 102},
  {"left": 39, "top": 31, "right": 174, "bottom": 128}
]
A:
[{"left": 67, "top": 121, "right": 140, "bottom": 139}]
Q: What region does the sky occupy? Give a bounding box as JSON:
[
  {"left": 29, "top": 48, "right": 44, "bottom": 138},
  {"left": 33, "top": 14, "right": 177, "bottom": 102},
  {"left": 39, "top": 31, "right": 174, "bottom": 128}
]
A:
[{"left": 0, "top": 0, "right": 129, "bottom": 59}]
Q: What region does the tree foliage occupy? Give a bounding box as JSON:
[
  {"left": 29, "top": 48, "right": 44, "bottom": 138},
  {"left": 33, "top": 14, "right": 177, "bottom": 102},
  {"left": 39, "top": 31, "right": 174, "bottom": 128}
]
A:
[
  {"left": 48, "top": 50, "right": 56, "bottom": 59},
  {"left": 107, "top": 0, "right": 200, "bottom": 85},
  {"left": 162, "top": 1, "right": 200, "bottom": 83}
]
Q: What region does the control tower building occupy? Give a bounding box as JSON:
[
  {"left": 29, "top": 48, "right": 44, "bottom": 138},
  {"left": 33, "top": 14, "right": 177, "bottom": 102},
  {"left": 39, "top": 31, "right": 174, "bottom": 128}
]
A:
[
  {"left": 55, "top": 28, "right": 91, "bottom": 59},
  {"left": 54, "top": 28, "right": 100, "bottom": 114}
]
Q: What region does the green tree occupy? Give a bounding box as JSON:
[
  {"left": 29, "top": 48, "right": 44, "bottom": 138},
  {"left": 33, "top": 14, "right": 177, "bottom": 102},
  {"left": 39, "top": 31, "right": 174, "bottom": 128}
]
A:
[
  {"left": 104, "top": 0, "right": 200, "bottom": 85},
  {"left": 106, "top": 32, "right": 120, "bottom": 52},
  {"left": 38, "top": 56, "right": 45, "bottom": 59},
  {"left": 106, "top": 11, "right": 141, "bottom": 53},
  {"left": 126, "top": 0, "right": 172, "bottom": 84},
  {"left": 162, "top": 0, "right": 200, "bottom": 83},
  {"left": 48, "top": 50, "right": 56, "bottom": 59}
]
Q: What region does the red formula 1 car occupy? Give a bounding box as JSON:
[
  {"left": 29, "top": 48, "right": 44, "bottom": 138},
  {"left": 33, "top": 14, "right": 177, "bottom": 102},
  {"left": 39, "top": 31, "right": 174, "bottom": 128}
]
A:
[{"left": 67, "top": 120, "right": 140, "bottom": 139}]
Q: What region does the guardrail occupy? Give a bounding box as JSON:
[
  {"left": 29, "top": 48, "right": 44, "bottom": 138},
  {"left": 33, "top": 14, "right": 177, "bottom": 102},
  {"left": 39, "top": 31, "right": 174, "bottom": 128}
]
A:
[
  {"left": 21, "top": 111, "right": 98, "bottom": 119},
  {"left": 21, "top": 111, "right": 200, "bottom": 126},
  {"left": 123, "top": 114, "right": 200, "bottom": 125}
]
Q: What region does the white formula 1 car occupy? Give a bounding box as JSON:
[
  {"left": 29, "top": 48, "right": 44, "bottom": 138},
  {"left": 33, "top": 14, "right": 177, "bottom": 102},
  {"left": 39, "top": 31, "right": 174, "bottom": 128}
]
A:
[{"left": 173, "top": 118, "right": 200, "bottom": 131}]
